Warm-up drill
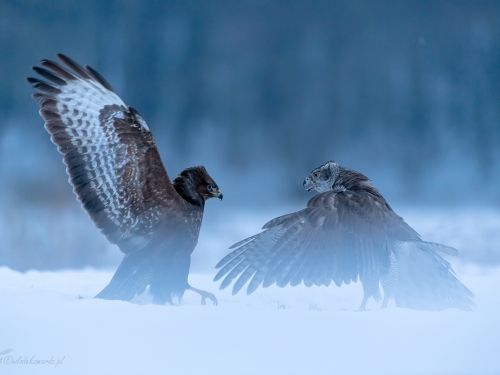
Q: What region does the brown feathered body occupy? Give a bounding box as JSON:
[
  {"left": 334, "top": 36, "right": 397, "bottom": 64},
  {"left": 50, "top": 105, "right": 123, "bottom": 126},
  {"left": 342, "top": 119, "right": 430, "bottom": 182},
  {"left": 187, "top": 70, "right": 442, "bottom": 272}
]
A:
[
  {"left": 96, "top": 168, "right": 214, "bottom": 303},
  {"left": 215, "top": 161, "right": 474, "bottom": 311},
  {"left": 28, "top": 54, "right": 222, "bottom": 304}
]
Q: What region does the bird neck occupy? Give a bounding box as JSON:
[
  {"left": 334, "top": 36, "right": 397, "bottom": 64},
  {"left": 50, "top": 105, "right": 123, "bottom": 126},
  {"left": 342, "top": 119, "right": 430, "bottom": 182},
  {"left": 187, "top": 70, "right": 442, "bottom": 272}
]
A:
[
  {"left": 336, "top": 168, "right": 383, "bottom": 198},
  {"left": 173, "top": 178, "right": 205, "bottom": 208}
]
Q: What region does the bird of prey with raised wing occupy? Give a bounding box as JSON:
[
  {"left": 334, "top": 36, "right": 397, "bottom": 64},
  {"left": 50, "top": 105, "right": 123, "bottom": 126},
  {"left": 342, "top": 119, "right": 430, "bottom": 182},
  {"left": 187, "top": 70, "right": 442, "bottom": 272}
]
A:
[
  {"left": 28, "top": 54, "right": 222, "bottom": 305},
  {"left": 215, "top": 161, "right": 474, "bottom": 311}
]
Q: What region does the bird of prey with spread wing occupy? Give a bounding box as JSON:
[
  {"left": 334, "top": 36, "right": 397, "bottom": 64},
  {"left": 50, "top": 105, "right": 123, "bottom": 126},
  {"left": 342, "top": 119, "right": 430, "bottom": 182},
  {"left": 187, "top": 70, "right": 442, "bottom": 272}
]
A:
[
  {"left": 28, "top": 54, "right": 222, "bottom": 305},
  {"left": 215, "top": 161, "right": 474, "bottom": 311}
]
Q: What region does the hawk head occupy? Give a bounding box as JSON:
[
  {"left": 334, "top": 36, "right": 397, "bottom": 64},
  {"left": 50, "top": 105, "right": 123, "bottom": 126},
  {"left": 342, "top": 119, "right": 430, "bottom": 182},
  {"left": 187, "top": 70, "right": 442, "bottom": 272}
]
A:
[
  {"left": 303, "top": 161, "right": 342, "bottom": 193},
  {"left": 204, "top": 181, "right": 223, "bottom": 201},
  {"left": 174, "top": 166, "right": 223, "bottom": 203}
]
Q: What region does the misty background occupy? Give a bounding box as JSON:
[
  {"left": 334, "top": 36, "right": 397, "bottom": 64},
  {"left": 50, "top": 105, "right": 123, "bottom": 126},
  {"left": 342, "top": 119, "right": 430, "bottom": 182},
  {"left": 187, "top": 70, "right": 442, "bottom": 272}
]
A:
[{"left": 0, "top": 0, "right": 499, "bottom": 271}]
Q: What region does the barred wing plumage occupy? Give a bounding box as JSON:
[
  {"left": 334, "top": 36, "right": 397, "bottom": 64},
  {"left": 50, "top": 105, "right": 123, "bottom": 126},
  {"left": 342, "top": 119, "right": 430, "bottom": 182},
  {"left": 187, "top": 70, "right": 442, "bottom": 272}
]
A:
[
  {"left": 215, "top": 190, "right": 420, "bottom": 294},
  {"left": 28, "top": 54, "right": 182, "bottom": 253}
]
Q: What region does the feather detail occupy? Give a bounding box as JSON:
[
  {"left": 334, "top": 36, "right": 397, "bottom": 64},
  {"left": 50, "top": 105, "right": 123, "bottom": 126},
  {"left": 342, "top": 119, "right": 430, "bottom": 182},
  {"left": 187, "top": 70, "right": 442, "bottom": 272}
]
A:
[{"left": 215, "top": 162, "right": 474, "bottom": 311}]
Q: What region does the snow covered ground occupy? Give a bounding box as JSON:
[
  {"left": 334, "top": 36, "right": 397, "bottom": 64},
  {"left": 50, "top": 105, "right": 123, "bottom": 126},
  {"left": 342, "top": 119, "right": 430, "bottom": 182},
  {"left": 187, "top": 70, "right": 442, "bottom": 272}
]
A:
[
  {"left": 1, "top": 208, "right": 500, "bottom": 375},
  {"left": 1, "top": 266, "right": 499, "bottom": 375}
]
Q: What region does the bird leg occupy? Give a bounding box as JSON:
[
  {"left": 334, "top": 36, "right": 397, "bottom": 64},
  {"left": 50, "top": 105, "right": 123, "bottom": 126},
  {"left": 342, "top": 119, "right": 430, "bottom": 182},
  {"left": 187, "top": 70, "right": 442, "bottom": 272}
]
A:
[
  {"left": 379, "top": 251, "right": 398, "bottom": 309},
  {"left": 355, "top": 286, "right": 375, "bottom": 312},
  {"left": 356, "top": 294, "right": 370, "bottom": 312},
  {"left": 381, "top": 294, "right": 390, "bottom": 309},
  {"left": 188, "top": 286, "right": 218, "bottom": 306}
]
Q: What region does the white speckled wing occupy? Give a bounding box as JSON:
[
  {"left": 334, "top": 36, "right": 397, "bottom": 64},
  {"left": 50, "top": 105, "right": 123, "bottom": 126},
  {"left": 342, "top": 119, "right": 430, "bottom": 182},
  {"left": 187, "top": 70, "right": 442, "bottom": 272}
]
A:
[{"left": 28, "top": 54, "right": 180, "bottom": 253}]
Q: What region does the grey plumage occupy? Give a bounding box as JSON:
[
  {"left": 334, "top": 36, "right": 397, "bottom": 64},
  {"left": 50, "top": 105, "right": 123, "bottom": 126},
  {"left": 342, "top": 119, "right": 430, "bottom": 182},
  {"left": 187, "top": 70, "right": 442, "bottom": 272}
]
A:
[{"left": 215, "top": 161, "right": 474, "bottom": 311}]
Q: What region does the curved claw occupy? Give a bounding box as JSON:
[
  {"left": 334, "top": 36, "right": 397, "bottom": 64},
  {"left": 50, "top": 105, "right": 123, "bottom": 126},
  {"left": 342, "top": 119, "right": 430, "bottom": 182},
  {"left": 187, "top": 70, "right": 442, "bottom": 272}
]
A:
[
  {"left": 188, "top": 286, "right": 218, "bottom": 306},
  {"left": 202, "top": 292, "right": 218, "bottom": 306}
]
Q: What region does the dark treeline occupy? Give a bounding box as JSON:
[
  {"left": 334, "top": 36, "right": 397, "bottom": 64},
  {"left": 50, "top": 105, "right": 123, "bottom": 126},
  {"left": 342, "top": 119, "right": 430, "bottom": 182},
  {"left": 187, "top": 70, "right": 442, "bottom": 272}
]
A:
[
  {"left": 1, "top": 0, "right": 499, "bottom": 208},
  {"left": 1, "top": 0, "right": 499, "bottom": 271}
]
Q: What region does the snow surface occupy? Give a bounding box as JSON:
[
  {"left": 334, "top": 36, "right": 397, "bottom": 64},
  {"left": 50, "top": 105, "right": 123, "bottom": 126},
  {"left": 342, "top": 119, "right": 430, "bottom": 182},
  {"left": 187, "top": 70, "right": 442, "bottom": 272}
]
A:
[
  {"left": 2, "top": 207, "right": 500, "bottom": 375},
  {"left": 1, "top": 265, "right": 500, "bottom": 375}
]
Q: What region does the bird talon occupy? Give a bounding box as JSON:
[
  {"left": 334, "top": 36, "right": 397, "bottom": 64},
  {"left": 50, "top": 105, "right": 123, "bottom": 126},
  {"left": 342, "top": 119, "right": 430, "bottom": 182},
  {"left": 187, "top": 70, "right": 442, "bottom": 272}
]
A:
[
  {"left": 201, "top": 292, "right": 218, "bottom": 306},
  {"left": 189, "top": 286, "right": 218, "bottom": 306}
]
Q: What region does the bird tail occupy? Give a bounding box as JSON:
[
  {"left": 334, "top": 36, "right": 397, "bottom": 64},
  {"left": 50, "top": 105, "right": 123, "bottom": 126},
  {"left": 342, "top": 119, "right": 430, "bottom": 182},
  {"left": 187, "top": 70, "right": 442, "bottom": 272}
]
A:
[
  {"left": 95, "top": 252, "right": 189, "bottom": 305},
  {"left": 393, "top": 241, "right": 475, "bottom": 311},
  {"left": 95, "top": 253, "right": 151, "bottom": 301}
]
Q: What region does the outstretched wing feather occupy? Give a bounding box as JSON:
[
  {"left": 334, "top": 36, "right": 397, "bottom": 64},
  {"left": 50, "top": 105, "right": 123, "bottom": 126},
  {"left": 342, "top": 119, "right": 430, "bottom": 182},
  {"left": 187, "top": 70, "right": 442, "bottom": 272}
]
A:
[
  {"left": 216, "top": 190, "right": 411, "bottom": 293},
  {"left": 28, "top": 54, "right": 182, "bottom": 253}
]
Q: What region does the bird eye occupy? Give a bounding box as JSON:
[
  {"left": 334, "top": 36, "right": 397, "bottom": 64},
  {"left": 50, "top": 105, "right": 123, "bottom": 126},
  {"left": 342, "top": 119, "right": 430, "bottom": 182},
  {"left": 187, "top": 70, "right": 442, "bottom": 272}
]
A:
[{"left": 207, "top": 184, "right": 215, "bottom": 191}]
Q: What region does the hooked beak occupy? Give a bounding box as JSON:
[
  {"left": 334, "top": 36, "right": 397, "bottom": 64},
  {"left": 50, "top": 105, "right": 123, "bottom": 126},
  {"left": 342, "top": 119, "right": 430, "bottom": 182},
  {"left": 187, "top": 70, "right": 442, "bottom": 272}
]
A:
[
  {"left": 215, "top": 190, "right": 223, "bottom": 200},
  {"left": 303, "top": 179, "right": 315, "bottom": 192}
]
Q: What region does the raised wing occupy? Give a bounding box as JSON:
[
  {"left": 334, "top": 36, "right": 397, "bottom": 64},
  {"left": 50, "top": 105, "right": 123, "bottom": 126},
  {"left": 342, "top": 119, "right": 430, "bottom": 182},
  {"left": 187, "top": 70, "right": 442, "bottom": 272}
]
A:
[
  {"left": 28, "top": 54, "right": 183, "bottom": 253},
  {"left": 214, "top": 189, "right": 421, "bottom": 294}
]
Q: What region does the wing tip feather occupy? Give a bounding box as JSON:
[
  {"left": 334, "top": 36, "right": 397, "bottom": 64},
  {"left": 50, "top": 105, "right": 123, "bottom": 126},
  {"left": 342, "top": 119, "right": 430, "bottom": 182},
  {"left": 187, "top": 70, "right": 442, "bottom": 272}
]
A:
[
  {"left": 228, "top": 236, "right": 255, "bottom": 249},
  {"left": 56, "top": 53, "right": 92, "bottom": 79},
  {"left": 85, "top": 64, "right": 116, "bottom": 92}
]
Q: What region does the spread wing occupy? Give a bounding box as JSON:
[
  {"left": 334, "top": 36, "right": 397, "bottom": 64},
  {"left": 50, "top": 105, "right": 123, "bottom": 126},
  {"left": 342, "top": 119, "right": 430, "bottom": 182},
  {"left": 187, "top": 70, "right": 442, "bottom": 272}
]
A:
[
  {"left": 28, "top": 54, "right": 184, "bottom": 253},
  {"left": 214, "top": 190, "right": 420, "bottom": 294}
]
